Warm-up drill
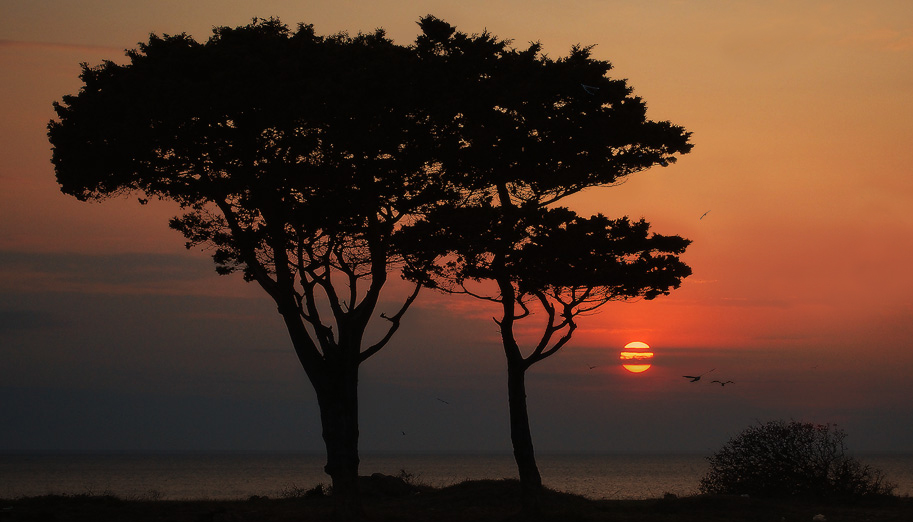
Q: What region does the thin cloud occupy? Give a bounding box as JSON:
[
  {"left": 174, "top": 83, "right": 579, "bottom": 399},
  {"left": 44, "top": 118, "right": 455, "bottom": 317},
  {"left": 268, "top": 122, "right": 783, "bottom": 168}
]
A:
[
  {"left": 844, "top": 27, "right": 913, "bottom": 52},
  {"left": 0, "top": 38, "right": 123, "bottom": 53},
  {"left": 717, "top": 296, "right": 792, "bottom": 309},
  {"left": 0, "top": 250, "right": 218, "bottom": 296}
]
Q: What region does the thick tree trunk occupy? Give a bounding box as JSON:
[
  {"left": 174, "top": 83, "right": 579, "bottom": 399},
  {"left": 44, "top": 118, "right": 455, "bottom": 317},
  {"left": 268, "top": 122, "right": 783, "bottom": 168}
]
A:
[
  {"left": 314, "top": 366, "right": 363, "bottom": 521},
  {"left": 507, "top": 362, "right": 543, "bottom": 514},
  {"left": 279, "top": 301, "right": 365, "bottom": 521}
]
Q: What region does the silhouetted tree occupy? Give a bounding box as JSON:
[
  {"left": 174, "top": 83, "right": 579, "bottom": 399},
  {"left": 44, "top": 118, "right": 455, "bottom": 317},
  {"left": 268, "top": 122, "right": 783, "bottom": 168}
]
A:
[
  {"left": 700, "top": 420, "right": 896, "bottom": 498},
  {"left": 48, "top": 18, "right": 452, "bottom": 520},
  {"left": 403, "top": 18, "right": 693, "bottom": 513}
]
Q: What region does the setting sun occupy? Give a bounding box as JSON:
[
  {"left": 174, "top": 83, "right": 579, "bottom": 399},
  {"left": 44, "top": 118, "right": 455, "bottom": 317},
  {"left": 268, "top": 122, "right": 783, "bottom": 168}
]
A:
[{"left": 620, "top": 341, "right": 654, "bottom": 373}]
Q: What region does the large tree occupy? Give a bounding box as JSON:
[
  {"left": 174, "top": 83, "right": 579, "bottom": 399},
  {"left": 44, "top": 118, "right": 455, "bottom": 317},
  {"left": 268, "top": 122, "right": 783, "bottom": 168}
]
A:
[
  {"left": 48, "top": 18, "right": 451, "bottom": 519},
  {"left": 404, "top": 18, "right": 694, "bottom": 512}
]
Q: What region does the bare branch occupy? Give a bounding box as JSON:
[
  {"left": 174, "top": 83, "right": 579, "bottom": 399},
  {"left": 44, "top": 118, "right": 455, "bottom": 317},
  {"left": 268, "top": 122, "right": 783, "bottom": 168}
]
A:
[
  {"left": 514, "top": 295, "right": 532, "bottom": 321},
  {"left": 534, "top": 318, "right": 577, "bottom": 362},
  {"left": 211, "top": 197, "right": 280, "bottom": 300},
  {"left": 298, "top": 275, "right": 336, "bottom": 352},
  {"left": 530, "top": 298, "right": 578, "bottom": 364},
  {"left": 359, "top": 282, "right": 422, "bottom": 362},
  {"left": 457, "top": 281, "right": 502, "bottom": 303},
  {"left": 311, "top": 245, "right": 346, "bottom": 319},
  {"left": 527, "top": 292, "right": 556, "bottom": 359},
  {"left": 331, "top": 240, "right": 360, "bottom": 309}
]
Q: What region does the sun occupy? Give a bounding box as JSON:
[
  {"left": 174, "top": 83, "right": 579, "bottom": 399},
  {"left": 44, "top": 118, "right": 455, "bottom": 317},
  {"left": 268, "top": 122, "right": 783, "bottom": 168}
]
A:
[{"left": 620, "top": 341, "right": 654, "bottom": 373}]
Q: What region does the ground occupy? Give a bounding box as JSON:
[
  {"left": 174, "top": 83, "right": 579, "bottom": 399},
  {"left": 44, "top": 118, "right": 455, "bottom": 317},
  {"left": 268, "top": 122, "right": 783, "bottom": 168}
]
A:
[{"left": 2, "top": 479, "right": 911, "bottom": 522}]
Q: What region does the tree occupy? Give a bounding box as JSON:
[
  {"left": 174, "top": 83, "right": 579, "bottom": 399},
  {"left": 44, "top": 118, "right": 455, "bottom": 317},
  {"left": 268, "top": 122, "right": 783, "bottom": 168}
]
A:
[
  {"left": 403, "top": 18, "right": 693, "bottom": 513},
  {"left": 48, "top": 18, "right": 451, "bottom": 519},
  {"left": 405, "top": 206, "right": 690, "bottom": 511},
  {"left": 700, "top": 420, "right": 896, "bottom": 499}
]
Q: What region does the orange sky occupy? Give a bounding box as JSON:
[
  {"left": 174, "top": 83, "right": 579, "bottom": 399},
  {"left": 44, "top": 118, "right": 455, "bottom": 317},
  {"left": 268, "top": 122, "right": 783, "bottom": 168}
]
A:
[{"left": 2, "top": 1, "right": 912, "bottom": 455}]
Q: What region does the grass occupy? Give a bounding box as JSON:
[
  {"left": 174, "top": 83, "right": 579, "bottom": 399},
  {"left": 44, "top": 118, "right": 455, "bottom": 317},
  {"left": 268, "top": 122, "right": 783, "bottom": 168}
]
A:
[{"left": 1, "top": 479, "right": 911, "bottom": 522}]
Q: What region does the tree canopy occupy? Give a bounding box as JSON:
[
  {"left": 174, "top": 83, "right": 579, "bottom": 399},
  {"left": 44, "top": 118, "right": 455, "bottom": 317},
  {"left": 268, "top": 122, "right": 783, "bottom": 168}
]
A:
[
  {"left": 413, "top": 16, "right": 692, "bottom": 205},
  {"left": 49, "top": 19, "right": 447, "bottom": 359}
]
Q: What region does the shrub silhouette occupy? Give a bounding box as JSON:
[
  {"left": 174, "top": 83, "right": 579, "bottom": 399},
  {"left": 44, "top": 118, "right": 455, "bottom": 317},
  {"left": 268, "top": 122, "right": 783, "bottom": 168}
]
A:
[{"left": 699, "top": 420, "right": 896, "bottom": 499}]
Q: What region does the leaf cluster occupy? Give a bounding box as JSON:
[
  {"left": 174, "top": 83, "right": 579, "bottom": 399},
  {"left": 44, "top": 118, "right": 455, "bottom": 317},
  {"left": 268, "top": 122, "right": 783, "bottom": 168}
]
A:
[
  {"left": 49, "top": 17, "right": 446, "bottom": 277},
  {"left": 403, "top": 204, "right": 691, "bottom": 306},
  {"left": 414, "top": 16, "right": 693, "bottom": 206}
]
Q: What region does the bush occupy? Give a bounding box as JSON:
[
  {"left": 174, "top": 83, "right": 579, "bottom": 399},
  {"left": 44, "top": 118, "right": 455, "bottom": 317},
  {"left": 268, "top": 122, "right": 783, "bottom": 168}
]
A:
[{"left": 699, "top": 420, "right": 896, "bottom": 499}]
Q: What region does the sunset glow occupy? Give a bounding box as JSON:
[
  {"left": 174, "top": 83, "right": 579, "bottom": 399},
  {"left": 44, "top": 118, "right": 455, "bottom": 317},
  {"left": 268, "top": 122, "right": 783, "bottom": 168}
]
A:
[{"left": 2, "top": 0, "right": 913, "bottom": 456}]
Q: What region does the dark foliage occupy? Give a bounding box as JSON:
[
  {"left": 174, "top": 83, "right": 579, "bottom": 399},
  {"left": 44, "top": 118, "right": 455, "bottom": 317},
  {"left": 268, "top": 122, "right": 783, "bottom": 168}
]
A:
[
  {"left": 699, "top": 420, "right": 897, "bottom": 499},
  {"left": 406, "top": 205, "right": 690, "bottom": 303}
]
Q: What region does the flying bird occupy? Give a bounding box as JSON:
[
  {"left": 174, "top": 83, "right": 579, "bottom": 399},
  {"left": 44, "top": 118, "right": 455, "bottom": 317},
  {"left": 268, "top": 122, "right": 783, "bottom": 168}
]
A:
[
  {"left": 711, "top": 380, "right": 734, "bottom": 386},
  {"left": 436, "top": 398, "right": 450, "bottom": 405},
  {"left": 683, "top": 369, "right": 715, "bottom": 382},
  {"left": 700, "top": 210, "right": 710, "bottom": 220},
  {"left": 581, "top": 84, "right": 599, "bottom": 95},
  {"left": 588, "top": 365, "right": 598, "bottom": 370}
]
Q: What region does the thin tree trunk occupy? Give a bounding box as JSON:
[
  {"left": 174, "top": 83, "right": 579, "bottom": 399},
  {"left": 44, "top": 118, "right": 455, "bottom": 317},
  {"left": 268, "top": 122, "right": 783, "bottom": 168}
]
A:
[{"left": 507, "top": 362, "right": 543, "bottom": 514}]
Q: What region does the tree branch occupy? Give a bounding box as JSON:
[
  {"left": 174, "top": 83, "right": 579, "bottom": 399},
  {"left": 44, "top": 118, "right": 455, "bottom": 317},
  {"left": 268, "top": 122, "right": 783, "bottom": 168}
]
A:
[
  {"left": 331, "top": 240, "right": 359, "bottom": 310},
  {"left": 311, "top": 241, "right": 346, "bottom": 319},
  {"left": 526, "top": 292, "right": 555, "bottom": 355},
  {"left": 530, "top": 299, "right": 578, "bottom": 364},
  {"left": 457, "top": 281, "right": 502, "bottom": 303},
  {"left": 298, "top": 275, "right": 336, "bottom": 352},
  {"left": 514, "top": 295, "right": 532, "bottom": 321},
  {"left": 211, "top": 197, "right": 280, "bottom": 300},
  {"left": 359, "top": 282, "right": 422, "bottom": 362}
]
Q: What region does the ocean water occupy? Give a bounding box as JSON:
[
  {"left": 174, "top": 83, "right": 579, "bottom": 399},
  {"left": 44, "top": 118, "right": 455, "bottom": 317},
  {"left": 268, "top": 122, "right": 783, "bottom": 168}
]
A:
[{"left": 1, "top": 453, "right": 910, "bottom": 501}]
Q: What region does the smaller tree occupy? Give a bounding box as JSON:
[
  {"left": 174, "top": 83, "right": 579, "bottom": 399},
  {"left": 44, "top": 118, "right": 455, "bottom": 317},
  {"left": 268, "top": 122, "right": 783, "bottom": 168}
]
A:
[
  {"left": 402, "top": 18, "right": 694, "bottom": 513},
  {"left": 700, "top": 420, "right": 896, "bottom": 499},
  {"left": 404, "top": 204, "right": 691, "bottom": 513}
]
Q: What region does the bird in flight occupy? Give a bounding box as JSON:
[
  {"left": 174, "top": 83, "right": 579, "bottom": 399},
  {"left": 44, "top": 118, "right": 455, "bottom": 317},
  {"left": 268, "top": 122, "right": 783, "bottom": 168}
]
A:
[
  {"left": 683, "top": 369, "right": 715, "bottom": 382},
  {"left": 700, "top": 210, "right": 710, "bottom": 220},
  {"left": 581, "top": 84, "right": 599, "bottom": 95},
  {"left": 436, "top": 398, "right": 450, "bottom": 405},
  {"left": 711, "top": 380, "right": 734, "bottom": 386},
  {"left": 588, "top": 365, "right": 598, "bottom": 370}
]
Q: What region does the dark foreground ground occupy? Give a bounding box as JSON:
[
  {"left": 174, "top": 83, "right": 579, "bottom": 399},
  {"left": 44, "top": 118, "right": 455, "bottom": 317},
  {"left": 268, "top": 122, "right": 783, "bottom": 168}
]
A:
[{"left": 2, "top": 478, "right": 911, "bottom": 522}]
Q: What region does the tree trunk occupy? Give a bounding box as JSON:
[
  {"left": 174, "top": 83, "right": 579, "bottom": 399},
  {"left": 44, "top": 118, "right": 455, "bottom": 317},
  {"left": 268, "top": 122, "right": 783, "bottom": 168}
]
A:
[
  {"left": 315, "top": 366, "right": 363, "bottom": 521},
  {"left": 279, "top": 302, "right": 364, "bottom": 521},
  {"left": 507, "top": 362, "right": 543, "bottom": 514}
]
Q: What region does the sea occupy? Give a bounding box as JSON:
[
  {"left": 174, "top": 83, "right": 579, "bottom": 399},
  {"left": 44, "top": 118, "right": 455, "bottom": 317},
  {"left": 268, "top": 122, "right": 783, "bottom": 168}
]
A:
[{"left": 1, "top": 453, "right": 911, "bottom": 501}]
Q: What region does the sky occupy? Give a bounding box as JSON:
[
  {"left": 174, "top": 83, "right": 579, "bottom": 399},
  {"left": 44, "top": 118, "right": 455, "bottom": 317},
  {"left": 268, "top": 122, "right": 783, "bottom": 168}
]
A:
[{"left": 2, "top": 1, "right": 913, "bottom": 458}]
